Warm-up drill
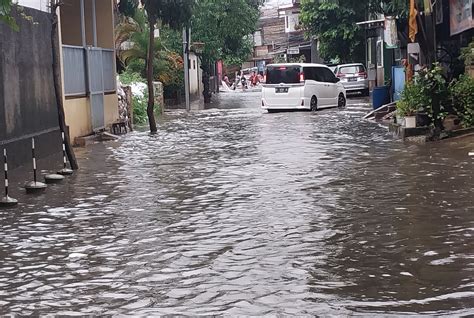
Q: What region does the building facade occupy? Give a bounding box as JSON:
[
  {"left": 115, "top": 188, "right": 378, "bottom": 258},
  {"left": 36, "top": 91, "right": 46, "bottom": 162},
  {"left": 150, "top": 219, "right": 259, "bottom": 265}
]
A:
[
  {"left": 59, "top": 0, "right": 119, "bottom": 142},
  {"left": 246, "top": 0, "right": 316, "bottom": 71}
]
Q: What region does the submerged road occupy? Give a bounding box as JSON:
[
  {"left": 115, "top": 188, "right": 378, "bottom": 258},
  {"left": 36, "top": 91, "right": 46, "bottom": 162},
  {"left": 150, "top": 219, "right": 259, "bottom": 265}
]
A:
[{"left": 1, "top": 91, "right": 473, "bottom": 315}]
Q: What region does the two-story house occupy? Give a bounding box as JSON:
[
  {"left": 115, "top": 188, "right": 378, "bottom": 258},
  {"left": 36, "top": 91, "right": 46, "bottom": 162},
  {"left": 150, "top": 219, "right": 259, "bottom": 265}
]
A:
[{"left": 245, "top": 0, "right": 316, "bottom": 73}]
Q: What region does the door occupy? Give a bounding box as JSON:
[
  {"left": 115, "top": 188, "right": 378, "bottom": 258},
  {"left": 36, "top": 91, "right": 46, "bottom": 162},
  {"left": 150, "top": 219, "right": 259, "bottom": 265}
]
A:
[
  {"left": 313, "top": 67, "right": 332, "bottom": 107},
  {"left": 303, "top": 67, "right": 320, "bottom": 106},
  {"left": 264, "top": 65, "right": 302, "bottom": 107},
  {"left": 320, "top": 67, "right": 339, "bottom": 107},
  {"left": 87, "top": 48, "right": 105, "bottom": 131}
]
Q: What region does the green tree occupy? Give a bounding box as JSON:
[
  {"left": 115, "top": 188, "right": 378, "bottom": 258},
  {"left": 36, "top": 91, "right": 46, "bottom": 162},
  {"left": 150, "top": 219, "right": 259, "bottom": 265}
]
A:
[
  {"left": 368, "top": 0, "right": 408, "bottom": 17},
  {"left": 191, "top": 0, "right": 259, "bottom": 103},
  {"left": 141, "top": 0, "right": 193, "bottom": 133},
  {"left": 300, "top": 0, "right": 367, "bottom": 63},
  {"left": 0, "top": 0, "right": 18, "bottom": 30},
  {"left": 118, "top": 0, "right": 139, "bottom": 18}
]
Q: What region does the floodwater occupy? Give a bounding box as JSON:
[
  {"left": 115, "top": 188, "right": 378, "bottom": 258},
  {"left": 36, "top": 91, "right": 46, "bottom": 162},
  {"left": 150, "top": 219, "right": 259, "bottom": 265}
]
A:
[{"left": 1, "top": 92, "right": 473, "bottom": 315}]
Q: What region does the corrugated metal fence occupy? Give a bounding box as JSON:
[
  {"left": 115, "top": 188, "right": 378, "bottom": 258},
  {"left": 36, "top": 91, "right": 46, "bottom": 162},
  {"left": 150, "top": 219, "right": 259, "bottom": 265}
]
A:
[{"left": 62, "top": 45, "right": 116, "bottom": 97}]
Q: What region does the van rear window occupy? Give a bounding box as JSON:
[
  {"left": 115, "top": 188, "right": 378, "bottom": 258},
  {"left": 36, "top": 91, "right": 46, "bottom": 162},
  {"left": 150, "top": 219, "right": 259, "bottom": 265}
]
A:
[
  {"left": 266, "top": 66, "right": 300, "bottom": 84},
  {"left": 339, "top": 65, "right": 365, "bottom": 74}
]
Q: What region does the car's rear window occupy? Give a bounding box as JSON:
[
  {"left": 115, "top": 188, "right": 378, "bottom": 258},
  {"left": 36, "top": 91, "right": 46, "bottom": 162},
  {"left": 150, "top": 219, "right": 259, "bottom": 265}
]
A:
[
  {"left": 266, "top": 66, "right": 300, "bottom": 84},
  {"left": 339, "top": 65, "right": 365, "bottom": 74}
]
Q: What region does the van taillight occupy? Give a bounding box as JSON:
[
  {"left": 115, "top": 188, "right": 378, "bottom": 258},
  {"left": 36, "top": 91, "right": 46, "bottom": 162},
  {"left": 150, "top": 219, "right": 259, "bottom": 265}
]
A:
[
  {"left": 358, "top": 72, "right": 368, "bottom": 79},
  {"left": 299, "top": 72, "right": 305, "bottom": 82},
  {"left": 336, "top": 73, "right": 345, "bottom": 78},
  {"left": 263, "top": 74, "right": 267, "bottom": 83}
]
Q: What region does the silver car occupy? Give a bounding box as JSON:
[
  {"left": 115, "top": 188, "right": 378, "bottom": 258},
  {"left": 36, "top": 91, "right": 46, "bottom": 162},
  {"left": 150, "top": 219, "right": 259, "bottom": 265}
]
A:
[{"left": 333, "top": 63, "right": 369, "bottom": 96}]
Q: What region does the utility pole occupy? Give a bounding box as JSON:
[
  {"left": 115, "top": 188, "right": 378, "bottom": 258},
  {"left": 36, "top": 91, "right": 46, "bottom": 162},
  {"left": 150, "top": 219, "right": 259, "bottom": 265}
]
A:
[{"left": 183, "top": 27, "right": 190, "bottom": 111}]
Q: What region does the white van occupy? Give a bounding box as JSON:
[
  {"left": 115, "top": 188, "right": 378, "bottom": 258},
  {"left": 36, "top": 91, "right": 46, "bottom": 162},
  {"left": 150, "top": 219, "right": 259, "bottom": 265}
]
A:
[{"left": 261, "top": 63, "right": 346, "bottom": 112}]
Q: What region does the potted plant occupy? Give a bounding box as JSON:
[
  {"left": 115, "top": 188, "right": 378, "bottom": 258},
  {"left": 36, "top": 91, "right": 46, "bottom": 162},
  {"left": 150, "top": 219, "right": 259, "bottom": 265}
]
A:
[
  {"left": 397, "top": 100, "right": 417, "bottom": 127},
  {"left": 396, "top": 82, "right": 425, "bottom": 128}
]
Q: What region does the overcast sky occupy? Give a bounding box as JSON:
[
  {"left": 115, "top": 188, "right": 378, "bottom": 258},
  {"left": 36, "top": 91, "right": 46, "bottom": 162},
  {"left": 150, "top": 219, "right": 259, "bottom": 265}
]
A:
[{"left": 16, "top": 0, "right": 48, "bottom": 11}]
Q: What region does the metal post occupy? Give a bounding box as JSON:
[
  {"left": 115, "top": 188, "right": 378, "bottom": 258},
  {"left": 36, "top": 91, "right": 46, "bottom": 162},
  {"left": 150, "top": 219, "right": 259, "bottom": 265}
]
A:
[
  {"left": 4, "top": 149, "right": 9, "bottom": 198},
  {"left": 183, "top": 27, "right": 190, "bottom": 111},
  {"left": 62, "top": 132, "right": 67, "bottom": 169},
  {"left": 32, "top": 138, "right": 37, "bottom": 184},
  {"left": 1, "top": 149, "right": 18, "bottom": 207},
  {"left": 80, "top": 0, "right": 86, "bottom": 47},
  {"left": 91, "top": 0, "right": 97, "bottom": 47},
  {"left": 25, "top": 138, "right": 47, "bottom": 193}
]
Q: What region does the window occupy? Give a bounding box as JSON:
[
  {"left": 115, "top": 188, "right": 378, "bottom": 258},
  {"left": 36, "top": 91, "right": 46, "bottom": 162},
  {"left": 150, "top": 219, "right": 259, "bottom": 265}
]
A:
[
  {"left": 304, "top": 67, "right": 324, "bottom": 82},
  {"left": 266, "top": 66, "right": 301, "bottom": 84},
  {"left": 376, "top": 40, "right": 383, "bottom": 67},
  {"left": 320, "top": 68, "right": 337, "bottom": 83},
  {"left": 339, "top": 65, "right": 365, "bottom": 74},
  {"left": 304, "top": 67, "right": 314, "bottom": 80},
  {"left": 193, "top": 60, "right": 196, "bottom": 69},
  {"left": 254, "top": 31, "right": 262, "bottom": 46}
]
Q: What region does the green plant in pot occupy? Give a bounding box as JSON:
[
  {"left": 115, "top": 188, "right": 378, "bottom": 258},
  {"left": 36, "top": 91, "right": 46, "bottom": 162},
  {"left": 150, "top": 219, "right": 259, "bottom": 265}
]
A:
[{"left": 396, "top": 81, "right": 425, "bottom": 128}]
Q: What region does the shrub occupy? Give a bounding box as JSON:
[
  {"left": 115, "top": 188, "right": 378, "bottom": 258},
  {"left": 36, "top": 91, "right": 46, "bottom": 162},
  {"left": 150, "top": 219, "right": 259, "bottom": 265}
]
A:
[
  {"left": 460, "top": 40, "right": 474, "bottom": 67},
  {"left": 415, "top": 64, "right": 450, "bottom": 124},
  {"left": 450, "top": 74, "right": 474, "bottom": 128},
  {"left": 132, "top": 93, "right": 148, "bottom": 125},
  {"left": 396, "top": 81, "right": 427, "bottom": 116},
  {"left": 119, "top": 70, "right": 144, "bottom": 85}
]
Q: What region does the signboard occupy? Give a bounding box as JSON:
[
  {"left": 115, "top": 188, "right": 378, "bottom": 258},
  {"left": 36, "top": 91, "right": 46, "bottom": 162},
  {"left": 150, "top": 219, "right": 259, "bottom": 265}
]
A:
[
  {"left": 450, "top": 0, "right": 474, "bottom": 35},
  {"left": 287, "top": 47, "right": 300, "bottom": 55},
  {"left": 384, "top": 16, "right": 398, "bottom": 49}
]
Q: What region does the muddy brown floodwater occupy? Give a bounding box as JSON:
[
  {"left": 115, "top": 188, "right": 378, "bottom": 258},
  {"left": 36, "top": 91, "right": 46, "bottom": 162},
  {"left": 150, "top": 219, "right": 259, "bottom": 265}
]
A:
[{"left": 0, "top": 92, "right": 473, "bottom": 315}]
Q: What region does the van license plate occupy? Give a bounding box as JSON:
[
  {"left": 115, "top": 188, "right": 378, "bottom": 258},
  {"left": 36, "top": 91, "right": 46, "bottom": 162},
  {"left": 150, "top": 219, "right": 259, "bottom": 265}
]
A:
[
  {"left": 348, "top": 77, "right": 357, "bottom": 82},
  {"left": 275, "top": 87, "right": 289, "bottom": 93}
]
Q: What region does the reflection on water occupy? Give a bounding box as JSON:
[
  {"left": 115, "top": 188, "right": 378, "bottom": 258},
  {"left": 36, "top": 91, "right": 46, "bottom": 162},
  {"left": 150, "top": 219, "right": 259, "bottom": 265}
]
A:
[{"left": 0, "top": 92, "right": 473, "bottom": 315}]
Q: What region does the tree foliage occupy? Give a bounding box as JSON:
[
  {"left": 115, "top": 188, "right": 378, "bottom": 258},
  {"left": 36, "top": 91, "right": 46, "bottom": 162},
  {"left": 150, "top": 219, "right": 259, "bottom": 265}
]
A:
[
  {"left": 141, "top": 0, "right": 193, "bottom": 28},
  {"left": 300, "top": 0, "right": 367, "bottom": 63},
  {"left": 191, "top": 0, "right": 259, "bottom": 67},
  {"left": 0, "top": 0, "right": 17, "bottom": 30},
  {"left": 118, "top": 0, "right": 139, "bottom": 18},
  {"left": 300, "top": 0, "right": 410, "bottom": 63},
  {"left": 368, "top": 0, "right": 408, "bottom": 17}
]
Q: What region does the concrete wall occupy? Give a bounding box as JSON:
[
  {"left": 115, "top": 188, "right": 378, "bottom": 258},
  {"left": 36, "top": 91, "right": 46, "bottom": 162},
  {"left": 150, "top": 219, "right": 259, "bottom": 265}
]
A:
[
  {"left": 64, "top": 97, "right": 91, "bottom": 140},
  {"left": 104, "top": 93, "right": 119, "bottom": 128},
  {"left": 61, "top": 0, "right": 115, "bottom": 48},
  {"left": 60, "top": 0, "right": 82, "bottom": 46},
  {"left": 64, "top": 94, "right": 119, "bottom": 143},
  {"left": 96, "top": 0, "right": 114, "bottom": 49},
  {"left": 189, "top": 53, "right": 201, "bottom": 96},
  {"left": 0, "top": 7, "right": 62, "bottom": 168}
]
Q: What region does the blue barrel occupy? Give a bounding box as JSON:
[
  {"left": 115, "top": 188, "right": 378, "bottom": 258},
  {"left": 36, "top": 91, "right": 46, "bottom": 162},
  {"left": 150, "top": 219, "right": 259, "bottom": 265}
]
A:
[{"left": 372, "top": 85, "right": 391, "bottom": 109}]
